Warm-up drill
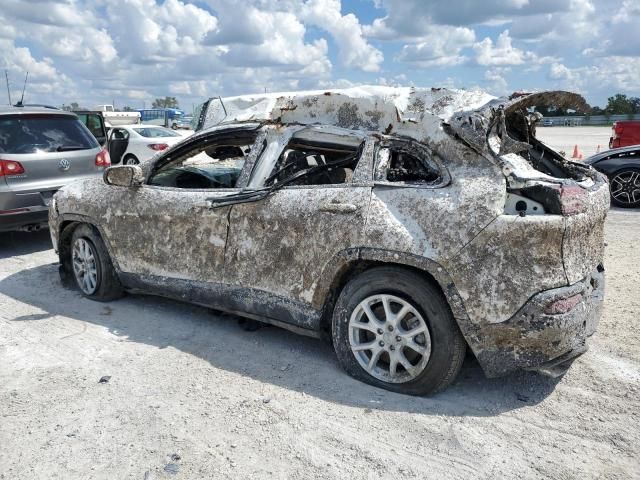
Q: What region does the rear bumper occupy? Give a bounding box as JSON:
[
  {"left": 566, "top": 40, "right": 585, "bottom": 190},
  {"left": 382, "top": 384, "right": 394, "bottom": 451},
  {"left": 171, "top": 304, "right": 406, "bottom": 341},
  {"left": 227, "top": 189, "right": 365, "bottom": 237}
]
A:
[
  {"left": 0, "top": 207, "right": 49, "bottom": 232},
  {"left": 470, "top": 265, "right": 604, "bottom": 378}
]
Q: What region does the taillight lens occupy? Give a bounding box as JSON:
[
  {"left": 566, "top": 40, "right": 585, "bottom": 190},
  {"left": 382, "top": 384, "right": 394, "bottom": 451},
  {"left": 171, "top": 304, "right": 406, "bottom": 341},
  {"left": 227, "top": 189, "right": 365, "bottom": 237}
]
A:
[
  {"left": 148, "top": 143, "right": 169, "bottom": 151},
  {"left": 544, "top": 293, "right": 582, "bottom": 315},
  {"left": 559, "top": 185, "right": 588, "bottom": 215},
  {"left": 0, "top": 159, "right": 25, "bottom": 177},
  {"left": 95, "top": 149, "right": 111, "bottom": 167}
]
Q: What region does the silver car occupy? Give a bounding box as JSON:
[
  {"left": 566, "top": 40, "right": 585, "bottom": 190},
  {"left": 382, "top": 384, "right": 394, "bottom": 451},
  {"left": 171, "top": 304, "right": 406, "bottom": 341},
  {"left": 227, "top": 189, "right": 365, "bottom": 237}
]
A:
[
  {"left": 49, "top": 87, "right": 608, "bottom": 395},
  {"left": 0, "top": 106, "right": 109, "bottom": 232}
]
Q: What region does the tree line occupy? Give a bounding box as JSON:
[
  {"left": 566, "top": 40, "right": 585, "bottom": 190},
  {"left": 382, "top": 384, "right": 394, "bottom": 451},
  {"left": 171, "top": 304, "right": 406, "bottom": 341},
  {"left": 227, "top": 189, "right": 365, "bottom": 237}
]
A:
[
  {"left": 535, "top": 94, "right": 640, "bottom": 116},
  {"left": 61, "top": 97, "right": 180, "bottom": 111}
]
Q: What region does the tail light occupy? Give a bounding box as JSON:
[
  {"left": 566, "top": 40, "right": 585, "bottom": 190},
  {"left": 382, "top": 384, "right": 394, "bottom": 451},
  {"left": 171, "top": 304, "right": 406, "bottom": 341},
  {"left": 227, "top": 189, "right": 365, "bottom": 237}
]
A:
[
  {"left": 95, "top": 149, "right": 111, "bottom": 167},
  {"left": 148, "top": 143, "right": 169, "bottom": 151},
  {"left": 0, "top": 159, "right": 25, "bottom": 177},
  {"left": 544, "top": 293, "right": 582, "bottom": 315}
]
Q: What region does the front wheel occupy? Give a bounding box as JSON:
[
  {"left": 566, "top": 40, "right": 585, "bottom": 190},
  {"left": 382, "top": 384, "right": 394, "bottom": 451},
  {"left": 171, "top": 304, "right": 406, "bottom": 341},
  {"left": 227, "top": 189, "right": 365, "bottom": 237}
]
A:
[
  {"left": 332, "top": 267, "right": 466, "bottom": 396},
  {"left": 609, "top": 168, "right": 640, "bottom": 208},
  {"left": 123, "top": 154, "right": 139, "bottom": 165},
  {"left": 70, "top": 224, "right": 124, "bottom": 301}
]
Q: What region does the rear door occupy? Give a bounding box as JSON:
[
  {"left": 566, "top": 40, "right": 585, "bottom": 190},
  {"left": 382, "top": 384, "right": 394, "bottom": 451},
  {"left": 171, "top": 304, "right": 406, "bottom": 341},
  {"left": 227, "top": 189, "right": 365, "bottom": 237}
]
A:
[
  {"left": 75, "top": 112, "right": 107, "bottom": 146},
  {"left": 223, "top": 126, "right": 373, "bottom": 318},
  {"left": 0, "top": 113, "right": 102, "bottom": 194},
  {"left": 108, "top": 128, "right": 130, "bottom": 164}
]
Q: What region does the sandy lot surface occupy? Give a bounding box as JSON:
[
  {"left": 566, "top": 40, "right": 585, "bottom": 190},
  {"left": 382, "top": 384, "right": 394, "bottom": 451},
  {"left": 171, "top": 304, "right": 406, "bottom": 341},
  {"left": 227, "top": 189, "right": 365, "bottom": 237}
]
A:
[
  {"left": 1, "top": 207, "right": 639, "bottom": 479},
  {"left": 537, "top": 126, "right": 612, "bottom": 159}
]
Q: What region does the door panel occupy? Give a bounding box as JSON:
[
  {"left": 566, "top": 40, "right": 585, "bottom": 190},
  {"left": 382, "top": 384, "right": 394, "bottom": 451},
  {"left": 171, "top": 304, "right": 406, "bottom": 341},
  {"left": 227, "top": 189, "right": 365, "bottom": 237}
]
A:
[
  {"left": 103, "top": 186, "right": 232, "bottom": 282},
  {"left": 108, "top": 128, "right": 129, "bottom": 164},
  {"left": 224, "top": 185, "right": 371, "bottom": 308}
]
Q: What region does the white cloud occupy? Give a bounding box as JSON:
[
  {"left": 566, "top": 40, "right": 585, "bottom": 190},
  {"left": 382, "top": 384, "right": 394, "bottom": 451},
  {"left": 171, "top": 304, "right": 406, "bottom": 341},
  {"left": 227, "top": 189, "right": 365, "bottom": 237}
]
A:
[
  {"left": 396, "top": 26, "right": 475, "bottom": 67},
  {"left": 484, "top": 68, "right": 510, "bottom": 96},
  {"left": 473, "top": 30, "right": 525, "bottom": 66},
  {"left": 300, "top": 0, "right": 383, "bottom": 72}
]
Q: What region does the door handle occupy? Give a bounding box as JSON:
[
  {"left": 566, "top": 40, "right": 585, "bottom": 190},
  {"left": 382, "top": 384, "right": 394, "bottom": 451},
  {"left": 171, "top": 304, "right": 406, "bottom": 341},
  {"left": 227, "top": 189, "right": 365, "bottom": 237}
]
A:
[
  {"left": 319, "top": 202, "right": 359, "bottom": 214},
  {"left": 193, "top": 199, "right": 213, "bottom": 209}
]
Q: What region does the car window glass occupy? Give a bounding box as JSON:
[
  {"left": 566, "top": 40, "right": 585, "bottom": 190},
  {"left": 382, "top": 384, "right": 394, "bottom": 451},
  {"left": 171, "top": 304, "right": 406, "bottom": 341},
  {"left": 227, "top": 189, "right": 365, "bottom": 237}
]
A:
[
  {"left": 76, "top": 114, "right": 104, "bottom": 140},
  {"left": 134, "top": 127, "right": 181, "bottom": 138},
  {"left": 148, "top": 132, "right": 259, "bottom": 189},
  {"left": 376, "top": 144, "right": 441, "bottom": 184},
  {"left": 111, "top": 128, "right": 129, "bottom": 140},
  {"left": 0, "top": 115, "right": 99, "bottom": 153},
  {"left": 264, "top": 140, "right": 361, "bottom": 187}
]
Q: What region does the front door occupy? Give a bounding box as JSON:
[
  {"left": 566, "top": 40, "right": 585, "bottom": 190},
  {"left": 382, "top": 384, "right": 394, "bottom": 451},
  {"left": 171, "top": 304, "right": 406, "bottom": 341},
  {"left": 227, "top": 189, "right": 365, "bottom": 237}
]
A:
[
  {"left": 224, "top": 127, "right": 373, "bottom": 326},
  {"left": 103, "top": 127, "right": 264, "bottom": 286}
]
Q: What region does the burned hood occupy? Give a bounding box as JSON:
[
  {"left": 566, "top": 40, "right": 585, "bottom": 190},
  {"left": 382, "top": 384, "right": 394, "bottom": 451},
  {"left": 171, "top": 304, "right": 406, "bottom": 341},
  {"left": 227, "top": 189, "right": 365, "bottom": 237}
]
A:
[{"left": 448, "top": 91, "right": 589, "bottom": 155}]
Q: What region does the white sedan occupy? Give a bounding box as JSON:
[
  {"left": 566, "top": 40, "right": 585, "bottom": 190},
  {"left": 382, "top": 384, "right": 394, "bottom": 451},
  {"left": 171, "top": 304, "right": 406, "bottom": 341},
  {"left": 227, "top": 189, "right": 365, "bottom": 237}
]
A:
[{"left": 107, "top": 124, "right": 186, "bottom": 165}]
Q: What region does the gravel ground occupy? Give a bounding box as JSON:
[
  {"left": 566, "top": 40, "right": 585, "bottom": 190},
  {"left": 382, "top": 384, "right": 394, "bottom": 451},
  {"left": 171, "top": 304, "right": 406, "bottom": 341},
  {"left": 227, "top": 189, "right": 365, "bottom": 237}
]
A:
[
  {"left": 537, "top": 126, "right": 612, "bottom": 159},
  {"left": 0, "top": 124, "right": 638, "bottom": 479},
  {"left": 0, "top": 207, "right": 638, "bottom": 480}
]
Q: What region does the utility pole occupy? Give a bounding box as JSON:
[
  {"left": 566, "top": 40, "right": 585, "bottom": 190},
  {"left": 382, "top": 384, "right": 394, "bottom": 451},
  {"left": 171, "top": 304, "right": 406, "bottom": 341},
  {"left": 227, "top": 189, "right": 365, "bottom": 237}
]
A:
[{"left": 5, "top": 70, "right": 12, "bottom": 105}]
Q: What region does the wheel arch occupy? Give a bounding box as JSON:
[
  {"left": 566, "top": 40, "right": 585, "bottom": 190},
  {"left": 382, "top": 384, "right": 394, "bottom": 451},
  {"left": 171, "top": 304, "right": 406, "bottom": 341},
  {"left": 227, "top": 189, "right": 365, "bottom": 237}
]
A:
[
  {"left": 315, "top": 248, "right": 472, "bottom": 341},
  {"left": 57, "top": 215, "right": 122, "bottom": 276}
]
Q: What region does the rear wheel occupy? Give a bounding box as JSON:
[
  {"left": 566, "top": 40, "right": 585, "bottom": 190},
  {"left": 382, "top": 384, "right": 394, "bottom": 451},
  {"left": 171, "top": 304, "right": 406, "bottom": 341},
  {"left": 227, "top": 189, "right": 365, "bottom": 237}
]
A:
[
  {"left": 331, "top": 267, "right": 466, "bottom": 395},
  {"left": 70, "top": 224, "right": 124, "bottom": 301},
  {"left": 609, "top": 168, "right": 640, "bottom": 208}
]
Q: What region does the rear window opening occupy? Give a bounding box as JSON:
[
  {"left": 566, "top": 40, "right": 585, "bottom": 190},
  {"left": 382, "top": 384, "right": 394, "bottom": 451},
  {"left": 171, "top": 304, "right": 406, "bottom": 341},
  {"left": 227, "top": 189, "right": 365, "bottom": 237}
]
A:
[
  {"left": 0, "top": 115, "right": 99, "bottom": 154},
  {"left": 374, "top": 140, "right": 443, "bottom": 185},
  {"left": 265, "top": 140, "right": 360, "bottom": 187},
  {"left": 503, "top": 109, "right": 588, "bottom": 181}
]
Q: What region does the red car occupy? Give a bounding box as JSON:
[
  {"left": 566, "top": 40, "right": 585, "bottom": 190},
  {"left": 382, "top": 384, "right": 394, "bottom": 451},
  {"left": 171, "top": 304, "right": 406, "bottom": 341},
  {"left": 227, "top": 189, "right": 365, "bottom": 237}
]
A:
[{"left": 610, "top": 120, "right": 640, "bottom": 148}]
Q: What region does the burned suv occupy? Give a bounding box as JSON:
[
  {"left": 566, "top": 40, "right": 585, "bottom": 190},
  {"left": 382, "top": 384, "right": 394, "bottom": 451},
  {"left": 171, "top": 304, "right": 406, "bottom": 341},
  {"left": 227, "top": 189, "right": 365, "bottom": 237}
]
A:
[{"left": 49, "top": 87, "right": 608, "bottom": 395}]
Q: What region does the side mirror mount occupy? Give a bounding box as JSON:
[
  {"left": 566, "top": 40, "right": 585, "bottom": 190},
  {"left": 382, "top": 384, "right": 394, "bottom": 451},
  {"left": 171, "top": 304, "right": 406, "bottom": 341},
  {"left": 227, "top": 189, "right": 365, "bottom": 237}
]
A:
[{"left": 103, "top": 165, "right": 144, "bottom": 187}]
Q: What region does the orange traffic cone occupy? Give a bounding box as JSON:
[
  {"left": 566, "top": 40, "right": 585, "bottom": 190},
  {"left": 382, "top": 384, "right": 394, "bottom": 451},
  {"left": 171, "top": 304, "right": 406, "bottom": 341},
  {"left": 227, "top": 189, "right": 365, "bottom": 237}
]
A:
[
  {"left": 571, "top": 145, "right": 581, "bottom": 158},
  {"left": 596, "top": 144, "right": 601, "bottom": 153}
]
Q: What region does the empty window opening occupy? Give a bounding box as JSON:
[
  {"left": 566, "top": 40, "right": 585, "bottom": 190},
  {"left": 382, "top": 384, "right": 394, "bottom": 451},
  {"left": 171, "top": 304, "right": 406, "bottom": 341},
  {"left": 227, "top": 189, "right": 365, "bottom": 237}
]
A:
[
  {"left": 149, "top": 132, "right": 260, "bottom": 189},
  {"left": 377, "top": 146, "right": 441, "bottom": 184},
  {"left": 265, "top": 141, "right": 361, "bottom": 187}
]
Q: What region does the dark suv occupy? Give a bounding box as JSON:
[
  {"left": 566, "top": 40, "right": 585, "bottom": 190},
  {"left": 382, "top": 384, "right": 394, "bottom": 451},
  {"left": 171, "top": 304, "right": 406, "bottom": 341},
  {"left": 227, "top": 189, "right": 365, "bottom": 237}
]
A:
[{"left": 0, "top": 107, "right": 110, "bottom": 232}]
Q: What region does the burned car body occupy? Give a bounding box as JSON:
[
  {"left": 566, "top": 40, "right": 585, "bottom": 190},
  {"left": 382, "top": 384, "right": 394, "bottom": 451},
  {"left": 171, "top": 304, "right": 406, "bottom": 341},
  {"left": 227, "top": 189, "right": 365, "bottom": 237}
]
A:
[{"left": 49, "top": 87, "right": 608, "bottom": 395}]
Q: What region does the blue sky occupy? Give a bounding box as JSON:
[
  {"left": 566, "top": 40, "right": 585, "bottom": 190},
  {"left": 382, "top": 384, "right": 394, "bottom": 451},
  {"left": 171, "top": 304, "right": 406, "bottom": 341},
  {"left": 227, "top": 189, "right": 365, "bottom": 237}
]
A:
[{"left": 1, "top": 0, "right": 638, "bottom": 111}]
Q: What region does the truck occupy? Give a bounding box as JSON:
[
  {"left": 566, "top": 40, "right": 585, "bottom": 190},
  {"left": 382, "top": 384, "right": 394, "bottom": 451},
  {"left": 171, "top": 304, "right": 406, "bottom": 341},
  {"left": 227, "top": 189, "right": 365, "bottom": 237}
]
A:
[
  {"left": 135, "top": 108, "right": 185, "bottom": 129},
  {"left": 93, "top": 105, "right": 141, "bottom": 128},
  {"left": 609, "top": 120, "right": 640, "bottom": 149}
]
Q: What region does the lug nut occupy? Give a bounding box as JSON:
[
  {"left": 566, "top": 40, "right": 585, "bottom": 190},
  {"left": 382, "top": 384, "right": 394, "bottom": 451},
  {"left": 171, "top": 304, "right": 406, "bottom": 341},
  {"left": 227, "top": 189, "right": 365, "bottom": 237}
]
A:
[
  {"left": 377, "top": 328, "right": 383, "bottom": 335},
  {"left": 389, "top": 345, "right": 395, "bottom": 351},
  {"left": 395, "top": 335, "right": 401, "bottom": 342},
  {"left": 379, "top": 340, "right": 385, "bottom": 347},
  {"left": 387, "top": 325, "right": 394, "bottom": 332}
]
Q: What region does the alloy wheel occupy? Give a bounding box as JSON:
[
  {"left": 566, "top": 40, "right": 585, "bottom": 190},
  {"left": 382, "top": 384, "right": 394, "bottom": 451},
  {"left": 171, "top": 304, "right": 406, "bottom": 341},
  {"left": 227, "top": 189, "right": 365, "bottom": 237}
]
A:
[
  {"left": 348, "top": 294, "right": 432, "bottom": 384},
  {"left": 610, "top": 170, "right": 640, "bottom": 206},
  {"left": 72, "top": 238, "right": 99, "bottom": 295}
]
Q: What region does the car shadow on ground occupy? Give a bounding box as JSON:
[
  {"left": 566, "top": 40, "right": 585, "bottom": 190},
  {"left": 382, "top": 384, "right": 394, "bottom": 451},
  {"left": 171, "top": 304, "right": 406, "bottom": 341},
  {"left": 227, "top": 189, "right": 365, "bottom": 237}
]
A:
[
  {"left": 1, "top": 262, "right": 562, "bottom": 416},
  {"left": 0, "top": 229, "right": 52, "bottom": 259}
]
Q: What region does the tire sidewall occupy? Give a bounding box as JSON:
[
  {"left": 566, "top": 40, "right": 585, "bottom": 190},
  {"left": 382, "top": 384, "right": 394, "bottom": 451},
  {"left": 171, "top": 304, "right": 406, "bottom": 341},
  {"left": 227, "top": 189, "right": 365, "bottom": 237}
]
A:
[
  {"left": 69, "top": 224, "right": 122, "bottom": 301},
  {"left": 332, "top": 268, "right": 463, "bottom": 395}
]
